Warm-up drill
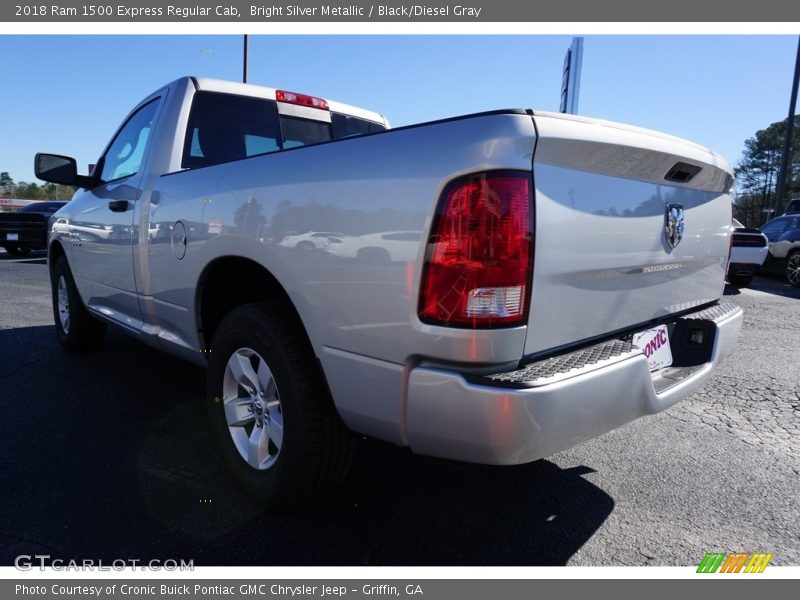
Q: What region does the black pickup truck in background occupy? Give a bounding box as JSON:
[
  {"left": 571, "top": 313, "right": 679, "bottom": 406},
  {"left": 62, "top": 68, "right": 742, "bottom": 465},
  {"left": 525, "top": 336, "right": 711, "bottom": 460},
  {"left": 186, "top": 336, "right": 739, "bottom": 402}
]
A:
[{"left": 0, "top": 201, "right": 66, "bottom": 256}]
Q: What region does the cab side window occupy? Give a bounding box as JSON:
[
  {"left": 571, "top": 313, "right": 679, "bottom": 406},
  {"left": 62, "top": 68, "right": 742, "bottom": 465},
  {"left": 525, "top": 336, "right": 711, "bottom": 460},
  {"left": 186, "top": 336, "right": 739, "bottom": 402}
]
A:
[{"left": 101, "top": 99, "right": 160, "bottom": 182}]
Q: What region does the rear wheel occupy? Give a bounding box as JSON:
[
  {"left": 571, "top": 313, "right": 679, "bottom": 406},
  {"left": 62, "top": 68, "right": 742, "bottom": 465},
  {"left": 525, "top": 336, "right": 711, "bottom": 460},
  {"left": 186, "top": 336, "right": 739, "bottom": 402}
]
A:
[
  {"left": 50, "top": 256, "right": 106, "bottom": 352},
  {"left": 207, "top": 303, "right": 353, "bottom": 510},
  {"left": 5, "top": 246, "right": 31, "bottom": 257},
  {"left": 787, "top": 251, "right": 800, "bottom": 288}
]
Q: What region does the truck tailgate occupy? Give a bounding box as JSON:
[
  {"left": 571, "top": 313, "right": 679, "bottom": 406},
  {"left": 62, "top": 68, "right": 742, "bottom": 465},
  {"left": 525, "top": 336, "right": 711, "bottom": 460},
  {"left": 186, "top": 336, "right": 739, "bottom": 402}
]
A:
[{"left": 525, "top": 111, "right": 733, "bottom": 356}]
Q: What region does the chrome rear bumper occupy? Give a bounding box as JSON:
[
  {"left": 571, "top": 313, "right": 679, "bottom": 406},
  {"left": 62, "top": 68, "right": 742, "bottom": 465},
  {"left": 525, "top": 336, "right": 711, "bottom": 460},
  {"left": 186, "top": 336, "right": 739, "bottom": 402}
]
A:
[{"left": 405, "top": 303, "right": 742, "bottom": 464}]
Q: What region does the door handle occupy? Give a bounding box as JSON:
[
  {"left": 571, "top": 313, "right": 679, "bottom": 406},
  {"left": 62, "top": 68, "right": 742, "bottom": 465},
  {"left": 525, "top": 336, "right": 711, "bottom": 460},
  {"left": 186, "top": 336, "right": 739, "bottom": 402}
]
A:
[{"left": 108, "top": 200, "right": 129, "bottom": 212}]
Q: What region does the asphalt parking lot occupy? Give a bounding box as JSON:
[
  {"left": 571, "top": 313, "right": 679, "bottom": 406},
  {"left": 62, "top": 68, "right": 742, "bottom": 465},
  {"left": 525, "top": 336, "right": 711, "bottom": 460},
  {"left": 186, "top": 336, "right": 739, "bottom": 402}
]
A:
[{"left": 0, "top": 248, "right": 798, "bottom": 566}]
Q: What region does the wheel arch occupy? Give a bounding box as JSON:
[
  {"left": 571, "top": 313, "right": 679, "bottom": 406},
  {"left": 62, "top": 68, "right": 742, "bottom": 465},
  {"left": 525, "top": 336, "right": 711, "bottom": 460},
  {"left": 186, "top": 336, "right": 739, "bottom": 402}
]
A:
[
  {"left": 48, "top": 239, "right": 67, "bottom": 272},
  {"left": 195, "top": 255, "right": 312, "bottom": 353}
]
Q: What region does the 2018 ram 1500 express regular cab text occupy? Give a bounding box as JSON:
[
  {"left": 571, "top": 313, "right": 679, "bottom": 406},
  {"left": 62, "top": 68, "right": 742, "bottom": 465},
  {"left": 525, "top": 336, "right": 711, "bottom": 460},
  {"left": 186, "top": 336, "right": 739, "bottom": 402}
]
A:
[{"left": 37, "top": 77, "right": 742, "bottom": 509}]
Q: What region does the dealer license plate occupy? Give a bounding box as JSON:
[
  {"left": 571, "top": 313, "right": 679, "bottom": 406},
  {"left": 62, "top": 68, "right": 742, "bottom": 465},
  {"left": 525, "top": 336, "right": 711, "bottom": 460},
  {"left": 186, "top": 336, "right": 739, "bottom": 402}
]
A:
[
  {"left": 632, "top": 324, "right": 673, "bottom": 372},
  {"left": 6, "top": 233, "right": 18, "bottom": 241}
]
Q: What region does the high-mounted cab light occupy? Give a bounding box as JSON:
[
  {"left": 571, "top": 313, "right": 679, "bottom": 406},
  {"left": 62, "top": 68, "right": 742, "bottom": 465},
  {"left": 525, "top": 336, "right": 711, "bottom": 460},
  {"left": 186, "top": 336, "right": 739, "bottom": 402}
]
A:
[
  {"left": 276, "top": 90, "right": 329, "bottom": 111},
  {"left": 419, "top": 171, "right": 533, "bottom": 328}
]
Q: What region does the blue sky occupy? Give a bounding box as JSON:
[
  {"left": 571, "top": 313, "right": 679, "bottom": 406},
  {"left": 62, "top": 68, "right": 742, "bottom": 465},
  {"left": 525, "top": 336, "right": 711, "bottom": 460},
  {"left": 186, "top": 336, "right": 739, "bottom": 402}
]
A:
[{"left": 0, "top": 35, "right": 797, "bottom": 184}]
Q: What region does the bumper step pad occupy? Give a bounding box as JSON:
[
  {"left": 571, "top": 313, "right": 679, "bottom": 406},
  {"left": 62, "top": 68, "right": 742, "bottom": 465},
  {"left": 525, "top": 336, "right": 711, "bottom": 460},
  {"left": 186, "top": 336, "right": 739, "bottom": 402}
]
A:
[{"left": 483, "top": 302, "right": 741, "bottom": 388}]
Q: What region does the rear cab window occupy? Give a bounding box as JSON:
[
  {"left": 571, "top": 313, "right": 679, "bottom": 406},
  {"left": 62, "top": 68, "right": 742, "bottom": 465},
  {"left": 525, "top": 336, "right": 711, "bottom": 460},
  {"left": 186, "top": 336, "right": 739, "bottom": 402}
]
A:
[
  {"left": 183, "top": 92, "right": 282, "bottom": 169},
  {"left": 331, "top": 113, "right": 386, "bottom": 138},
  {"left": 182, "top": 91, "right": 386, "bottom": 170},
  {"left": 280, "top": 116, "right": 332, "bottom": 149}
]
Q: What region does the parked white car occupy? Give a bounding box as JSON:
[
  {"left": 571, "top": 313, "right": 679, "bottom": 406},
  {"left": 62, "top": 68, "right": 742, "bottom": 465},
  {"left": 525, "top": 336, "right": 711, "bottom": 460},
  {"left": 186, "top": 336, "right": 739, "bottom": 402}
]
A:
[
  {"left": 329, "top": 231, "right": 421, "bottom": 263},
  {"left": 727, "top": 218, "right": 768, "bottom": 288},
  {"left": 278, "top": 231, "right": 347, "bottom": 252}
]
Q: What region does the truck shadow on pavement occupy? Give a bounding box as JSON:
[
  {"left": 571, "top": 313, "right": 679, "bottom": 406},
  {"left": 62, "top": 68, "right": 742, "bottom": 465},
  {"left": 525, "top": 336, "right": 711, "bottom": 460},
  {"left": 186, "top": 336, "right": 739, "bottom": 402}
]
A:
[
  {"left": 725, "top": 275, "right": 800, "bottom": 300},
  {"left": 0, "top": 251, "right": 46, "bottom": 263},
  {"left": 13, "top": 258, "right": 48, "bottom": 266},
  {"left": 0, "top": 325, "right": 613, "bottom": 566},
  {"left": 748, "top": 274, "right": 800, "bottom": 300}
]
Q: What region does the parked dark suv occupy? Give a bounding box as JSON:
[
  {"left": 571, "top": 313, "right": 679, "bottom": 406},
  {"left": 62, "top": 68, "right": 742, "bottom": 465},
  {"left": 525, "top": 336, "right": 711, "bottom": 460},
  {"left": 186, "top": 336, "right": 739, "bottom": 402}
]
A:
[{"left": 783, "top": 199, "right": 800, "bottom": 215}]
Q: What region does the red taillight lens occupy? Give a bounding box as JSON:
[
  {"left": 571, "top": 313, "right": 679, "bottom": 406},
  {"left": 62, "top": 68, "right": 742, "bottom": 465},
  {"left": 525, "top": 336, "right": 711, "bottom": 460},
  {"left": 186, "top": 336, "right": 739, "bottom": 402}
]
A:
[
  {"left": 419, "top": 172, "right": 533, "bottom": 328},
  {"left": 276, "top": 89, "right": 329, "bottom": 111}
]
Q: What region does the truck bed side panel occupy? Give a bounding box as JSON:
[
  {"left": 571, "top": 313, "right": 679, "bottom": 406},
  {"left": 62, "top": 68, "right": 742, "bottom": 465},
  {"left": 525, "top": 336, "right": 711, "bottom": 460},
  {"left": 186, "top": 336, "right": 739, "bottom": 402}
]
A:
[{"left": 145, "top": 113, "right": 537, "bottom": 441}]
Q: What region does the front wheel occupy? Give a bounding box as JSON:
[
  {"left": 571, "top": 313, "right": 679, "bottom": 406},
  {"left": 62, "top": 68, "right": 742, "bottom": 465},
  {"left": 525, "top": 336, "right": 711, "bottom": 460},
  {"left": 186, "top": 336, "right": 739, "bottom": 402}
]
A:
[
  {"left": 207, "top": 303, "right": 353, "bottom": 510},
  {"left": 50, "top": 256, "right": 106, "bottom": 352},
  {"left": 787, "top": 251, "right": 800, "bottom": 288}
]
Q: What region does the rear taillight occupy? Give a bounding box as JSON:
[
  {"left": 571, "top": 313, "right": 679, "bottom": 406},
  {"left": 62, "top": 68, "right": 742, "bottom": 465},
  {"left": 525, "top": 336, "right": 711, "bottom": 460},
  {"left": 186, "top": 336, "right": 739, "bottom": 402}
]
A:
[{"left": 419, "top": 171, "right": 533, "bottom": 328}]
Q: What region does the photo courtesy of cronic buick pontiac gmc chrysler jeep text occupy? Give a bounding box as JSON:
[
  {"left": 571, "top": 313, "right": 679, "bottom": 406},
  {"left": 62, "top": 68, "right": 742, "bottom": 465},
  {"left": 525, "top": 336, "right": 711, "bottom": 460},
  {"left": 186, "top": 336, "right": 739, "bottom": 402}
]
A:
[{"left": 36, "top": 77, "right": 742, "bottom": 509}]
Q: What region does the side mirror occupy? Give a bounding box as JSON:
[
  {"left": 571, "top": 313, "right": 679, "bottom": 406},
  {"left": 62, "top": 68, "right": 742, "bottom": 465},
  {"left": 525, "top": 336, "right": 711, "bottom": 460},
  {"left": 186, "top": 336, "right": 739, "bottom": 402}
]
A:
[{"left": 35, "top": 153, "right": 95, "bottom": 189}]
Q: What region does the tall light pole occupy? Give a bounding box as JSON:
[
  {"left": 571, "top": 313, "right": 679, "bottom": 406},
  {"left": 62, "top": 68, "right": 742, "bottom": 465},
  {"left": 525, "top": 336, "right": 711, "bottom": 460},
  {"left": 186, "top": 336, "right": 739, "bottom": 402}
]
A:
[
  {"left": 560, "top": 37, "right": 584, "bottom": 115},
  {"left": 774, "top": 36, "right": 800, "bottom": 217},
  {"left": 243, "top": 34, "right": 249, "bottom": 84}
]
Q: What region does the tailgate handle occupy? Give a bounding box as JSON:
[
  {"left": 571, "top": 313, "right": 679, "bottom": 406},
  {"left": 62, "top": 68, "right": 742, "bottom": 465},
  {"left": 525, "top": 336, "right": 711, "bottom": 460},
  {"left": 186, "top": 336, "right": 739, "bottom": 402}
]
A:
[
  {"left": 664, "top": 162, "right": 702, "bottom": 183},
  {"left": 108, "top": 200, "right": 129, "bottom": 212}
]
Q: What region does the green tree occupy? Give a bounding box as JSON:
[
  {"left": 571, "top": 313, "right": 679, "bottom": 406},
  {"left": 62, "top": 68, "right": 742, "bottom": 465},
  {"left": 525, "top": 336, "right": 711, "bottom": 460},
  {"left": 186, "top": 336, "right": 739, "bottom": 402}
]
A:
[
  {"left": 734, "top": 115, "right": 799, "bottom": 227},
  {"left": 0, "top": 174, "right": 74, "bottom": 200},
  {"left": 40, "top": 182, "right": 74, "bottom": 200},
  {"left": 0, "top": 172, "right": 13, "bottom": 198},
  {"left": 14, "top": 181, "right": 45, "bottom": 200},
  {"left": 55, "top": 184, "right": 76, "bottom": 200}
]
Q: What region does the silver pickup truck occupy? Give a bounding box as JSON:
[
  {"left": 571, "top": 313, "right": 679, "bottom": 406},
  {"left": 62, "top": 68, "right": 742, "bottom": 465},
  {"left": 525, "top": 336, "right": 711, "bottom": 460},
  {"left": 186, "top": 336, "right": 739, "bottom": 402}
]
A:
[{"left": 37, "top": 77, "right": 742, "bottom": 509}]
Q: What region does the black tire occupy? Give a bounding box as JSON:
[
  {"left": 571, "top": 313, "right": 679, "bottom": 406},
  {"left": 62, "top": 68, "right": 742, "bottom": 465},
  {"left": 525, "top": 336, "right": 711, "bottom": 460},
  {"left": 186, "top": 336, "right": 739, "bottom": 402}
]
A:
[
  {"left": 787, "top": 251, "right": 800, "bottom": 288},
  {"left": 207, "top": 302, "right": 353, "bottom": 510},
  {"left": 296, "top": 241, "right": 315, "bottom": 251},
  {"left": 727, "top": 273, "right": 753, "bottom": 288},
  {"left": 6, "top": 246, "right": 31, "bottom": 257},
  {"left": 50, "top": 256, "right": 106, "bottom": 353}
]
